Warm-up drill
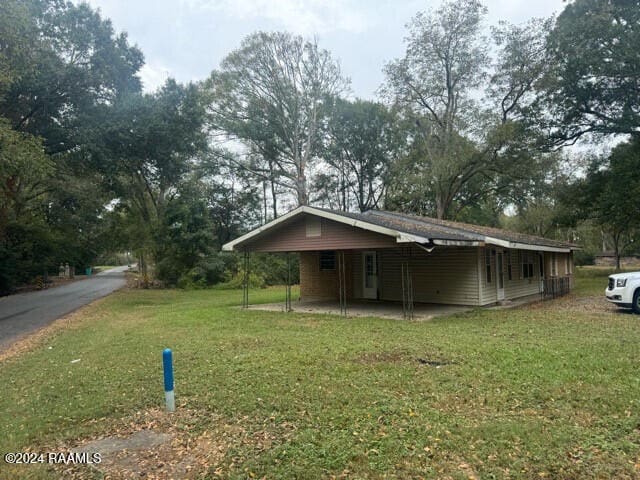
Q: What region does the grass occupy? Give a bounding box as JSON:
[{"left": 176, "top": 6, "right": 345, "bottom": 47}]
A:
[{"left": 1, "top": 270, "right": 639, "bottom": 478}]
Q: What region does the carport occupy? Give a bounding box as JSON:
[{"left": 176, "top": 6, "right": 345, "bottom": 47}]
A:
[{"left": 222, "top": 206, "right": 577, "bottom": 319}]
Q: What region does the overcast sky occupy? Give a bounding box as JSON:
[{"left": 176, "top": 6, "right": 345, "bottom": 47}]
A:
[{"left": 78, "top": 0, "right": 567, "bottom": 97}]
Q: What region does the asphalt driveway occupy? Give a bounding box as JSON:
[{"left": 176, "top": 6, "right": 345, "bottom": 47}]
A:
[{"left": 0, "top": 266, "right": 128, "bottom": 352}]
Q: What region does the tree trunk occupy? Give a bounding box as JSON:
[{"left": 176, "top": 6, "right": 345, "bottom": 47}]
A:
[
  {"left": 613, "top": 232, "right": 621, "bottom": 272},
  {"left": 262, "top": 181, "right": 268, "bottom": 224},
  {"left": 435, "top": 194, "right": 446, "bottom": 220},
  {"left": 296, "top": 173, "right": 308, "bottom": 206},
  {"left": 271, "top": 179, "right": 278, "bottom": 219}
]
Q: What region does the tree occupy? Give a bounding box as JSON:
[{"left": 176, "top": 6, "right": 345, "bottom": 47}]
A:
[
  {"left": 205, "top": 31, "right": 348, "bottom": 207},
  {"left": 383, "top": 0, "right": 488, "bottom": 219},
  {"left": 88, "top": 80, "right": 209, "bottom": 276},
  {"left": 321, "top": 98, "right": 403, "bottom": 212},
  {"left": 540, "top": 0, "right": 640, "bottom": 144},
  {"left": 383, "top": 1, "right": 550, "bottom": 220},
  {"left": 0, "top": 0, "right": 144, "bottom": 290},
  {"left": 0, "top": 0, "right": 143, "bottom": 154},
  {"left": 572, "top": 139, "right": 640, "bottom": 270}
]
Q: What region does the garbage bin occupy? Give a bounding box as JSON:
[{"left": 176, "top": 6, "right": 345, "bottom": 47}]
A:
[{"left": 85, "top": 267, "right": 92, "bottom": 276}]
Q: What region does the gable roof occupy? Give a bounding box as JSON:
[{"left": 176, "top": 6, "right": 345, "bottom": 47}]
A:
[{"left": 222, "top": 206, "right": 578, "bottom": 253}]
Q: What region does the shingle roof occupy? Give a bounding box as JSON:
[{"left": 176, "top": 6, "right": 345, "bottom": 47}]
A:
[
  {"left": 319, "top": 208, "right": 577, "bottom": 250},
  {"left": 222, "top": 206, "right": 578, "bottom": 252}
]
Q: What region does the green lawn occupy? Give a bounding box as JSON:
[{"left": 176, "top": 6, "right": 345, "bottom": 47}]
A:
[{"left": 1, "top": 269, "right": 639, "bottom": 479}]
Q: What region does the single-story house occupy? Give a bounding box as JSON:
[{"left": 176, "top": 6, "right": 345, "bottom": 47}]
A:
[
  {"left": 222, "top": 207, "right": 578, "bottom": 315},
  {"left": 594, "top": 251, "right": 640, "bottom": 267}
]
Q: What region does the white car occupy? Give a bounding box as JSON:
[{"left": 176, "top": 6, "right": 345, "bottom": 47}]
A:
[{"left": 605, "top": 272, "right": 640, "bottom": 313}]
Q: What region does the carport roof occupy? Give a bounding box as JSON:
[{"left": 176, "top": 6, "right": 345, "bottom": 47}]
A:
[{"left": 222, "top": 206, "right": 578, "bottom": 253}]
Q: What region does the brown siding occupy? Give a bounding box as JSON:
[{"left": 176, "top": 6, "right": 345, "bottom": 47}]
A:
[{"left": 242, "top": 214, "right": 398, "bottom": 252}]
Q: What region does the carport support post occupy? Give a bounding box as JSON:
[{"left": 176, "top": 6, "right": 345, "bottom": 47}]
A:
[
  {"left": 285, "top": 253, "right": 292, "bottom": 312},
  {"left": 242, "top": 251, "right": 250, "bottom": 308},
  {"left": 401, "top": 257, "right": 414, "bottom": 320},
  {"left": 338, "top": 251, "right": 347, "bottom": 317}
]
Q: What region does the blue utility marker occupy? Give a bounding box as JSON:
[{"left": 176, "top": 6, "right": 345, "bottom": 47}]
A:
[{"left": 163, "top": 348, "right": 175, "bottom": 412}]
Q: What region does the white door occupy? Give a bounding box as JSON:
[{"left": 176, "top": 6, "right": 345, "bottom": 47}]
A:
[
  {"left": 362, "top": 251, "right": 378, "bottom": 299},
  {"left": 496, "top": 251, "right": 505, "bottom": 301}
]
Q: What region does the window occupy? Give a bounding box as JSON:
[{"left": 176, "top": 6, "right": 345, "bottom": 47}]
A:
[
  {"left": 507, "top": 250, "right": 512, "bottom": 281},
  {"left": 319, "top": 251, "right": 336, "bottom": 271},
  {"left": 485, "top": 249, "right": 492, "bottom": 284},
  {"left": 521, "top": 251, "right": 535, "bottom": 279},
  {"left": 551, "top": 253, "right": 557, "bottom": 276},
  {"left": 564, "top": 254, "right": 569, "bottom": 275}
]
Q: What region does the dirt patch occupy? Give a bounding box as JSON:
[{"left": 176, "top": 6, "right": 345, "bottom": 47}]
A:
[
  {"left": 524, "top": 294, "right": 619, "bottom": 315},
  {"left": 355, "top": 351, "right": 409, "bottom": 364},
  {"left": 355, "top": 351, "right": 451, "bottom": 367},
  {"left": 416, "top": 358, "right": 452, "bottom": 367},
  {"left": 57, "top": 408, "right": 229, "bottom": 479},
  {"left": 55, "top": 408, "right": 291, "bottom": 479}
]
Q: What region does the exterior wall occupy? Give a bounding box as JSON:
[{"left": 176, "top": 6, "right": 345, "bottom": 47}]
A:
[
  {"left": 352, "top": 253, "right": 363, "bottom": 299},
  {"left": 298, "top": 246, "right": 575, "bottom": 306},
  {"left": 379, "top": 246, "right": 481, "bottom": 306},
  {"left": 243, "top": 214, "right": 397, "bottom": 252},
  {"left": 299, "top": 251, "right": 354, "bottom": 301},
  {"left": 502, "top": 249, "right": 543, "bottom": 302},
  {"left": 543, "top": 251, "right": 575, "bottom": 288},
  {"left": 478, "top": 248, "right": 572, "bottom": 305},
  {"left": 478, "top": 249, "right": 575, "bottom": 305}
]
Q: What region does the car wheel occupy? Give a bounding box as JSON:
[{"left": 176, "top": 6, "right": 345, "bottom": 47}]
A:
[{"left": 633, "top": 290, "right": 640, "bottom": 315}]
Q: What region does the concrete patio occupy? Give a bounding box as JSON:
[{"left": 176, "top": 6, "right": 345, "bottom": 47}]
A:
[{"left": 247, "top": 299, "right": 473, "bottom": 320}]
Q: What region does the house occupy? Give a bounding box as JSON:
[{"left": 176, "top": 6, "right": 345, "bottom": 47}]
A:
[
  {"left": 222, "top": 206, "right": 578, "bottom": 315},
  {"left": 594, "top": 251, "right": 640, "bottom": 267}
]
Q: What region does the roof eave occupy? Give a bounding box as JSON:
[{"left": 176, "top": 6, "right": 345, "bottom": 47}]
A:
[
  {"left": 221, "top": 206, "right": 432, "bottom": 251},
  {"left": 485, "top": 236, "right": 574, "bottom": 253}
]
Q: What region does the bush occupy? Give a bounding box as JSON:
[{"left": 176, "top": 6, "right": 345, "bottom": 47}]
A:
[
  {"left": 175, "top": 254, "right": 231, "bottom": 289},
  {"left": 216, "top": 270, "right": 266, "bottom": 290},
  {"left": 574, "top": 250, "right": 595, "bottom": 266},
  {"left": 227, "top": 253, "right": 299, "bottom": 286}
]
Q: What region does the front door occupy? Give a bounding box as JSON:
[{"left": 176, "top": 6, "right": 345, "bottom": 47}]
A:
[
  {"left": 496, "top": 251, "right": 505, "bottom": 301},
  {"left": 362, "top": 251, "right": 378, "bottom": 299}
]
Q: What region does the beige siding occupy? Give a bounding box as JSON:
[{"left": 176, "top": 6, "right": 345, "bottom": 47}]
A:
[
  {"left": 543, "top": 251, "right": 575, "bottom": 288},
  {"left": 503, "top": 249, "right": 542, "bottom": 300},
  {"left": 299, "top": 246, "right": 574, "bottom": 306},
  {"left": 478, "top": 248, "right": 496, "bottom": 305},
  {"left": 480, "top": 248, "right": 575, "bottom": 305},
  {"left": 479, "top": 248, "right": 543, "bottom": 305},
  {"left": 379, "top": 246, "right": 481, "bottom": 306}
]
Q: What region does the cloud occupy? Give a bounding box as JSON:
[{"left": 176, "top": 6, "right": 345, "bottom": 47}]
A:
[
  {"left": 138, "top": 63, "right": 171, "bottom": 93},
  {"left": 180, "top": 0, "right": 373, "bottom": 35}
]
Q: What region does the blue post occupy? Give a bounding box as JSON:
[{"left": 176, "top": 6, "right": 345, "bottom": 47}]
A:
[{"left": 163, "top": 348, "right": 175, "bottom": 412}]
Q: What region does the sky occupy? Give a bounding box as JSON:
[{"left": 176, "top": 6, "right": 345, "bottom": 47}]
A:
[{"left": 77, "top": 0, "right": 568, "bottom": 98}]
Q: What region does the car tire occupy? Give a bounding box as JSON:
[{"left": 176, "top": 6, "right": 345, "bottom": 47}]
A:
[{"left": 633, "top": 289, "right": 640, "bottom": 315}]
